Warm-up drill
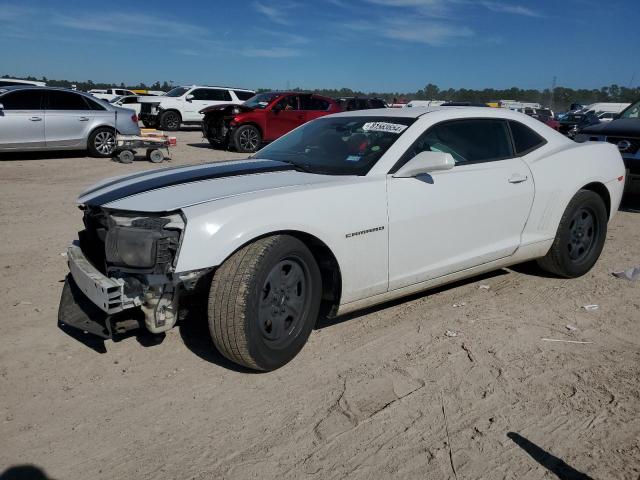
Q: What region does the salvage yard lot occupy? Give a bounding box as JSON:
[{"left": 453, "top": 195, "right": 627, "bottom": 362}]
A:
[{"left": 1, "top": 129, "right": 639, "bottom": 479}]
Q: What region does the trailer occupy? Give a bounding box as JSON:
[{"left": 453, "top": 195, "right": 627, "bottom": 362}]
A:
[{"left": 113, "top": 132, "right": 176, "bottom": 164}]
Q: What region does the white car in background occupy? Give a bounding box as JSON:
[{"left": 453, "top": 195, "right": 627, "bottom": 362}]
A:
[
  {"left": 137, "top": 85, "right": 255, "bottom": 130},
  {"left": 59, "top": 107, "right": 625, "bottom": 371},
  {"left": 110, "top": 95, "right": 142, "bottom": 115},
  {"left": 0, "top": 78, "right": 46, "bottom": 87},
  {"left": 89, "top": 88, "right": 137, "bottom": 102}
]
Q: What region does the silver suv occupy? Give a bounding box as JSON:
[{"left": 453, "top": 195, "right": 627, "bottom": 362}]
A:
[{"left": 0, "top": 86, "right": 140, "bottom": 157}]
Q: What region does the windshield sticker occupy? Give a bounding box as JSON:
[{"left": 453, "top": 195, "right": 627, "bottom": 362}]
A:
[
  {"left": 362, "top": 122, "right": 408, "bottom": 134},
  {"left": 345, "top": 155, "right": 362, "bottom": 162}
]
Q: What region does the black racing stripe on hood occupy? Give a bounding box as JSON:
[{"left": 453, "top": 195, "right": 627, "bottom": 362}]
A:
[
  {"left": 81, "top": 158, "right": 256, "bottom": 197},
  {"left": 83, "top": 160, "right": 294, "bottom": 207}
]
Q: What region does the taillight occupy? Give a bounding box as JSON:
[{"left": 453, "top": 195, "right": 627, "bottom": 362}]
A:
[{"left": 132, "top": 113, "right": 138, "bottom": 123}]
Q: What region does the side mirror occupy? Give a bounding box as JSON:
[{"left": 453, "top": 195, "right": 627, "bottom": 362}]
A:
[
  {"left": 272, "top": 103, "right": 283, "bottom": 112},
  {"left": 0, "top": 103, "right": 4, "bottom": 110},
  {"left": 393, "top": 151, "right": 455, "bottom": 178},
  {"left": 186, "top": 94, "right": 194, "bottom": 102}
]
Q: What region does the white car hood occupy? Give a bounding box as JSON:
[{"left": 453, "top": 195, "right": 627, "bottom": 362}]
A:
[{"left": 78, "top": 159, "right": 339, "bottom": 212}]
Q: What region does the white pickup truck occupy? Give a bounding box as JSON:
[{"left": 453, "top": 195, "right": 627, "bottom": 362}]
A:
[{"left": 137, "top": 85, "right": 255, "bottom": 130}]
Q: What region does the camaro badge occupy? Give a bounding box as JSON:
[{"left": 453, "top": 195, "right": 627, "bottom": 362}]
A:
[{"left": 345, "top": 226, "right": 385, "bottom": 238}]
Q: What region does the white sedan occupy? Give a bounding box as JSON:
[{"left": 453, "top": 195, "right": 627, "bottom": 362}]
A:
[{"left": 59, "top": 107, "right": 625, "bottom": 371}]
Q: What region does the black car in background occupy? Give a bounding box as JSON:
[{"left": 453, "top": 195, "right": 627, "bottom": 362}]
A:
[
  {"left": 577, "top": 99, "right": 640, "bottom": 182},
  {"left": 558, "top": 111, "right": 600, "bottom": 138},
  {"left": 336, "top": 97, "right": 388, "bottom": 111}
]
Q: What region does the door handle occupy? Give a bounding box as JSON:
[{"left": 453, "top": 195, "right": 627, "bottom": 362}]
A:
[
  {"left": 297, "top": 115, "right": 304, "bottom": 120},
  {"left": 508, "top": 174, "right": 528, "bottom": 184},
  {"left": 79, "top": 116, "right": 90, "bottom": 121},
  {"left": 29, "top": 116, "right": 42, "bottom": 122}
]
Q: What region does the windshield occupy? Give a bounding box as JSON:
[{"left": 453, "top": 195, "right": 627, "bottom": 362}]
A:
[
  {"left": 620, "top": 100, "right": 640, "bottom": 119},
  {"left": 165, "top": 87, "right": 190, "bottom": 98},
  {"left": 254, "top": 116, "right": 416, "bottom": 175},
  {"left": 243, "top": 92, "right": 281, "bottom": 109}
]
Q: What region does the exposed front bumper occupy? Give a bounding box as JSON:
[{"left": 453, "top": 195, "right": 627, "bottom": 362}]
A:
[{"left": 67, "top": 244, "right": 141, "bottom": 314}]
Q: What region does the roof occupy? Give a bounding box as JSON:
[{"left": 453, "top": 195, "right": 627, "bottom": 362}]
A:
[
  {"left": 0, "top": 85, "right": 83, "bottom": 93},
  {"left": 179, "top": 85, "right": 255, "bottom": 92},
  {"left": 331, "top": 105, "right": 540, "bottom": 121}
]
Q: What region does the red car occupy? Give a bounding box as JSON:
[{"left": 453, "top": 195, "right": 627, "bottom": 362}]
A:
[{"left": 200, "top": 92, "right": 341, "bottom": 152}]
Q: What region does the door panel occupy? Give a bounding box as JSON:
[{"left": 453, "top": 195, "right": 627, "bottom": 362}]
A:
[
  {"left": 266, "top": 96, "right": 304, "bottom": 140},
  {"left": 387, "top": 158, "right": 534, "bottom": 289},
  {"left": 45, "top": 91, "right": 95, "bottom": 147},
  {"left": 0, "top": 90, "right": 45, "bottom": 150}
]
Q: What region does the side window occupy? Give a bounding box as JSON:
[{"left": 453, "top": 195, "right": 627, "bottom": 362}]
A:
[
  {"left": 47, "top": 91, "right": 91, "bottom": 110},
  {"left": 0, "top": 90, "right": 43, "bottom": 109},
  {"left": 191, "top": 89, "right": 232, "bottom": 101},
  {"left": 404, "top": 119, "right": 513, "bottom": 165},
  {"left": 508, "top": 121, "right": 547, "bottom": 155},
  {"left": 233, "top": 90, "right": 254, "bottom": 101},
  {"left": 84, "top": 96, "right": 106, "bottom": 111},
  {"left": 210, "top": 89, "right": 232, "bottom": 101},
  {"left": 300, "top": 96, "right": 329, "bottom": 111},
  {"left": 189, "top": 89, "right": 207, "bottom": 100},
  {"left": 275, "top": 95, "right": 299, "bottom": 111}
]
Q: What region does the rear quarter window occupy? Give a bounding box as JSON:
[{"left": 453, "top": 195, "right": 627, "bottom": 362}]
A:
[
  {"left": 508, "top": 120, "right": 547, "bottom": 155},
  {"left": 233, "top": 90, "right": 255, "bottom": 101}
]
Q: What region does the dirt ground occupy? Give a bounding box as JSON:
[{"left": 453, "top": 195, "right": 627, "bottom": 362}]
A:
[{"left": 1, "top": 130, "right": 639, "bottom": 480}]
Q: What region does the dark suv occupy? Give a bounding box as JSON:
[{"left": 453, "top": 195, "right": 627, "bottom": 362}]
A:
[
  {"left": 336, "top": 97, "right": 387, "bottom": 111},
  {"left": 577, "top": 99, "right": 640, "bottom": 183}
]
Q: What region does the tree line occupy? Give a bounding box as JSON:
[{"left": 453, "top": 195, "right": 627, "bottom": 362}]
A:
[{"left": 4, "top": 75, "right": 639, "bottom": 111}]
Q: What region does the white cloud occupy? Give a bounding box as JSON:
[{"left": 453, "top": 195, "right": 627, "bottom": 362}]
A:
[
  {"left": 479, "top": 1, "right": 542, "bottom": 17},
  {"left": 53, "top": 13, "right": 211, "bottom": 39},
  {"left": 383, "top": 19, "right": 473, "bottom": 45},
  {"left": 240, "top": 47, "right": 301, "bottom": 58},
  {"left": 0, "top": 4, "right": 34, "bottom": 21},
  {"left": 252, "top": 1, "right": 292, "bottom": 25}
]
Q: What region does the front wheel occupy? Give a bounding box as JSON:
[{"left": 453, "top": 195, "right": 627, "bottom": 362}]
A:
[
  {"left": 159, "top": 110, "right": 181, "bottom": 131},
  {"left": 233, "top": 125, "right": 262, "bottom": 153},
  {"left": 537, "top": 189, "right": 608, "bottom": 278},
  {"left": 208, "top": 235, "right": 322, "bottom": 371}
]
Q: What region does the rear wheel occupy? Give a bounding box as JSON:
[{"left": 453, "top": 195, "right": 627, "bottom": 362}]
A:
[
  {"left": 233, "top": 125, "right": 262, "bottom": 153},
  {"left": 537, "top": 189, "right": 608, "bottom": 278},
  {"left": 88, "top": 128, "right": 116, "bottom": 157},
  {"left": 207, "top": 235, "right": 322, "bottom": 371},
  {"left": 159, "top": 110, "right": 181, "bottom": 131}
]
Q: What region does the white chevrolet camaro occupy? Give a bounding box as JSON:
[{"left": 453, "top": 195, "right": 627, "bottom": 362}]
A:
[{"left": 59, "top": 107, "right": 625, "bottom": 371}]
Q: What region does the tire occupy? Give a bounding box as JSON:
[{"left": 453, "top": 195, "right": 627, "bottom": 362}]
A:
[
  {"left": 118, "top": 150, "right": 135, "bottom": 164},
  {"left": 159, "top": 110, "right": 181, "bottom": 131},
  {"left": 208, "top": 235, "right": 322, "bottom": 371},
  {"left": 88, "top": 128, "right": 117, "bottom": 158},
  {"left": 147, "top": 149, "right": 164, "bottom": 163},
  {"left": 537, "top": 189, "right": 608, "bottom": 278},
  {"left": 233, "top": 124, "right": 262, "bottom": 153}
]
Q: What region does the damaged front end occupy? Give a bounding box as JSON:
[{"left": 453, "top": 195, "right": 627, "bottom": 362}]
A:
[
  {"left": 59, "top": 207, "right": 208, "bottom": 339},
  {"left": 201, "top": 104, "right": 254, "bottom": 147}
]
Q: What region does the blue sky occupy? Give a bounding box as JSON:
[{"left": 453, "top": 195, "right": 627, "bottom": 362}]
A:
[{"left": 1, "top": 0, "right": 638, "bottom": 92}]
